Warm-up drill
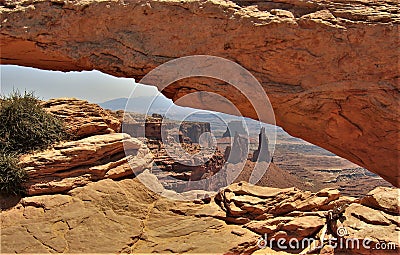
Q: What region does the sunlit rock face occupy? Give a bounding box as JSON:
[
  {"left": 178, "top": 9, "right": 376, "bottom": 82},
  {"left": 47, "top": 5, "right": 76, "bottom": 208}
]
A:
[
  {"left": 19, "top": 133, "right": 153, "bottom": 195},
  {"left": 2, "top": 179, "right": 399, "bottom": 254},
  {"left": 1, "top": 98, "right": 399, "bottom": 254},
  {"left": 1, "top": 0, "right": 399, "bottom": 186},
  {"left": 42, "top": 98, "right": 121, "bottom": 139}
]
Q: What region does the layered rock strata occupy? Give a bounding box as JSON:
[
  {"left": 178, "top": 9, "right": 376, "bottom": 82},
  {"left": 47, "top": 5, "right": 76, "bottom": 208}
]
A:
[
  {"left": 42, "top": 98, "right": 121, "bottom": 139},
  {"left": 19, "top": 133, "right": 153, "bottom": 195},
  {"left": 2, "top": 176, "right": 399, "bottom": 254},
  {"left": 1, "top": 97, "right": 399, "bottom": 254},
  {"left": 0, "top": 0, "right": 399, "bottom": 186}
]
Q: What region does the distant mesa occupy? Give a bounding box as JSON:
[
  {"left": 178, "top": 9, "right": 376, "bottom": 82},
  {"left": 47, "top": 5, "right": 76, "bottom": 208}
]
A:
[
  {"left": 179, "top": 122, "right": 211, "bottom": 144},
  {"left": 1, "top": 0, "right": 398, "bottom": 186},
  {"left": 122, "top": 112, "right": 211, "bottom": 144},
  {"left": 99, "top": 97, "right": 129, "bottom": 111}
]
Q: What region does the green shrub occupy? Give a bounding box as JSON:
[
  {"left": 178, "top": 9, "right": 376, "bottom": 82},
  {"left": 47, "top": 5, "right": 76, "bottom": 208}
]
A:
[
  {"left": 0, "top": 153, "right": 28, "bottom": 195},
  {"left": 0, "top": 90, "right": 68, "bottom": 154},
  {"left": 0, "top": 90, "right": 69, "bottom": 195}
]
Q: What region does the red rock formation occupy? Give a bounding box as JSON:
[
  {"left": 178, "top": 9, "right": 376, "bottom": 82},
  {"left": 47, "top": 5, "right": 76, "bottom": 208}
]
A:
[
  {"left": 148, "top": 138, "right": 226, "bottom": 192},
  {"left": 122, "top": 113, "right": 211, "bottom": 143},
  {"left": 234, "top": 161, "right": 310, "bottom": 191},
  {"left": 179, "top": 121, "right": 211, "bottom": 143},
  {"left": 42, "top": 98, "right": 121, "bottom": 139},
  {"left": 19, "top": 133, "right": 153, "bottom": 195},
  {"left": 1, "top": 0, "right": 399, "bottom": 186},
  {"left": 2, "top": 96, "right": 398, "bottom": 254},
  {"left": 215, "top": 182, "right": 400, "bottom": 253}
]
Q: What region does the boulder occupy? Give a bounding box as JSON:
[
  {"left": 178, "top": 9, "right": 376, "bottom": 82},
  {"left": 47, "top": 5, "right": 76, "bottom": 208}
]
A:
[
  {"left": 246, "top": 215, "right": 325, "bottom": 240},
  {"left": 360, "top": 187, "right": 400, "bottom": 215},
  {"left": 214, "top": 182, "right": 400, "bottom": 254},
  {"left": 279, "top": 215, "right": 325, "bottom": 240},
  {"left": 19, "top": 133, "right": 153, "bottom": 195},
  {"left": 42, "top": 98, "right": 121, "bottom": 139}
]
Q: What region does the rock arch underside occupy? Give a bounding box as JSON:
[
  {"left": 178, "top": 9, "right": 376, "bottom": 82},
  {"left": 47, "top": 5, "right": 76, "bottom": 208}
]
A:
[{"left": 0, "top": 0, "right": 399, "bottom": 186}]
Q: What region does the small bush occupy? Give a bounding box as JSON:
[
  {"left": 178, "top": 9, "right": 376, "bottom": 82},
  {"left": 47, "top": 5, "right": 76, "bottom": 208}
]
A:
[
  {"left": 0, "top": 90, "right": 69, "bottom": 195},
  {"left": 0, "top": 90, "right": 68, "bottom": 154},
  {"left": 0, "top": 153, "right": 28, "bottom": 195}
]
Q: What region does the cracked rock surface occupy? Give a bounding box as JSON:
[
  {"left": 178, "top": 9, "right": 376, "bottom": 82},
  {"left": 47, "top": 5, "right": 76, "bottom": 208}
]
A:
[
  {"left": 42, "top": 98, "right": 121, "bottom": 139},
  {"left": 2, "top": 177, "right": 399, "bottom": 253},
  {"left": 1, "top": 97, "right": 399, "bottom": 253},
  {"left": 0, "top": 0, "right": 399, "bottom": 186},
  {"left": 1, "top": 178, "right": 260, "bottom": 253},
  {"left": 19, "top": 133, "right": 153, "bottom": 195}
]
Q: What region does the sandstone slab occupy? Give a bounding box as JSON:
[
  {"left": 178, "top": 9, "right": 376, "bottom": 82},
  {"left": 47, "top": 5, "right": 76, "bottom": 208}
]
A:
[
  {"left": 42, "top": 98, "right": 121, "bottom": 139},
  {"left": 340, "top": 203, "right": 400, "bottom": 253},
  {"left": 0, "top": 0, "right": 399, "bottom": 186},
  {"left": 18, "top": 133, "right": 153, "bottom": 195},
  {"left": 1, "top": 178, "right": 260, "bottom": 254}
]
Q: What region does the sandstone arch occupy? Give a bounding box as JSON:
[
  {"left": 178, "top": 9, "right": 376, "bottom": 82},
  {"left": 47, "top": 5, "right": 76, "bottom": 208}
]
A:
[{"left": 1, "top": 0, "right": 399, "bottom": 186}]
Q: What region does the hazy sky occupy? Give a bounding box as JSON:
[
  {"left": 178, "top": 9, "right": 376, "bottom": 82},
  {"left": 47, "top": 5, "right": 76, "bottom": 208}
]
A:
[{"left": 0, "top": 65, "right": 160, "bottom": 103}]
